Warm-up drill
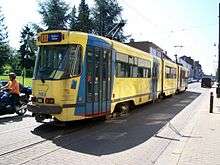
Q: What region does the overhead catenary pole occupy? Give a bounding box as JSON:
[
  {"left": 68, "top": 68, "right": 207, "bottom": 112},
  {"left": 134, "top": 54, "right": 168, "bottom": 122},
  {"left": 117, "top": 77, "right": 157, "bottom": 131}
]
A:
[{"left": 217, "top": 3, "right": 220, "bottom": 98}]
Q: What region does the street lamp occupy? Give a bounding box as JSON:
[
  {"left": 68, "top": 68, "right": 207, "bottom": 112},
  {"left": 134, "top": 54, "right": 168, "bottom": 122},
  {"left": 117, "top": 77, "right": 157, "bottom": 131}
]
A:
[
  {"left": 216, "top": 3, "right": 220, "bottom": 98},
  {"left": 174, "top": 45, "right": 184, "bottom": 63},
  {"left": 174, "top": 54, "right": 178, "bottom": 63}
]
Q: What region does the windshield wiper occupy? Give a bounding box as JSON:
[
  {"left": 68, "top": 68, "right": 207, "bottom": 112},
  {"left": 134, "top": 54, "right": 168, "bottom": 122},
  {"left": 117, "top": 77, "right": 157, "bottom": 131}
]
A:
[
  {"left": 38, "top": 67, "right": 53, "bottom": 83},
  {"left": 41, "top": 78, "right": 45, "bottom": 83}
]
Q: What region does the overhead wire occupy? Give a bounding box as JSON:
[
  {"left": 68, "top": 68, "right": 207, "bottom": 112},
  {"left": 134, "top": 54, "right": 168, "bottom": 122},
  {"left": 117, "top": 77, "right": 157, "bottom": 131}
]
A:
[{"left": 120, "top": 0, "right": 217, "bottom": 36}]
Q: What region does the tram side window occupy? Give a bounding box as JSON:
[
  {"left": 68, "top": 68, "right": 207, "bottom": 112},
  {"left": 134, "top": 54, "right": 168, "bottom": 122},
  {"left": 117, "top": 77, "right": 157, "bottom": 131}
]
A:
[
  {"left": 94, "top": 47, "right": 102, "bottom": 101},
  {"left": 116, "top": 53, "right": 151, "bottom": 78},
  {"left": 86, "top": 47, "right": 94, "bottom": 102},
  {"left": 62, "top": 45, "right": 82, "bottom": 78},
  {"left": 128, "top": 64, "right": 133, "bottom": 77},
  {"left": 138, "top": 67, "right": 144, "bottom": 77},
  {"left": 102, "top": 49, "right": 110, "bottom": 101},
  {"left": 116, "top": 53, "right": 128, "bottom": 77},
  {"left": 133, "top": 66, "right": 138, "bottom": 77},
  {"left": 72, "top": 46, "right": 81, "bottom": 75},
  {"left": 138, "top": 67, "right": 151, "bottom": 78},
  {"left": 165, "top": 66, "right": 171, "bottom": 78},
  {"left": 138, "top": 59, "right": 151, "bottom": 78},
  {"left": 102, "top": 50, "right": 109, "bottom": 80},
  {"left": 145, "top": 68, "right": 151, "bottom": 78},
  {"left": 128, "top": 56, "right": 133, "bottom": 77},
  {"left": 94, "top": 47, "right": 100, "bottom": 78},
  {"left": 116, "top": 62, "right": 127, "bottom": 77},
  {"left": 165, "top": 66, "right": 176, "bottom": 79},
  {"left": 132, "top": 57, "right": 138, "bottom": 77},
  {"left": 180, "top": 70, "right": 185, "bottom": 79},
  {"left": 116, "top": 54, "right": 131, "bottom": 77},
  {"left": 171, "top": 68, "right": 176, "bottom": 79}
]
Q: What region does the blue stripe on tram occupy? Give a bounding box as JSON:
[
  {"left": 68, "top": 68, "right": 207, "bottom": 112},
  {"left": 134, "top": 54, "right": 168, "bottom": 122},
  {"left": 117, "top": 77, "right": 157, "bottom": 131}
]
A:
[{"left": 74, "top": 34, "right": 112, "bottom": 116}]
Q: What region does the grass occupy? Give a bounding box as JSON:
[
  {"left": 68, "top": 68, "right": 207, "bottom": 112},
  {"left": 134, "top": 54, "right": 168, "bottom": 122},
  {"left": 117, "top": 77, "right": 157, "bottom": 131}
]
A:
[{"left": 0, "top": 75, "right": 32, "bottom": 87}]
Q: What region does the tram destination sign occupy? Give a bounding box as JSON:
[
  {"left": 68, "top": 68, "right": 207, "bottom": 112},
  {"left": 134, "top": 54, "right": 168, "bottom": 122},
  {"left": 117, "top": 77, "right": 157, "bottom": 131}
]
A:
[{"left": 40, "top": 33, "right": 62, "bottom": 43}]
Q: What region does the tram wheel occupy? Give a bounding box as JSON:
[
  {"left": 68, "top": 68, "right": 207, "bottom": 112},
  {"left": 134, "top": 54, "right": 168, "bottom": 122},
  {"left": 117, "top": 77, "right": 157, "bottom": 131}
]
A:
[
  {"left": 35, "top": 114, "right": 45, "bottom": 123},
  {"left": 121, "top": 104, "right": 129, "bottom": 114}
]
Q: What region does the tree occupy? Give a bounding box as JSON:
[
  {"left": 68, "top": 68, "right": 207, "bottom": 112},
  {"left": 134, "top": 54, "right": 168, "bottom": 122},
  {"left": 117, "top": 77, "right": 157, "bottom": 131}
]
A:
[
  {"left": 39, "top": 0, "right": 70, "bottom": 30},
  {"left": 31, "top": 23, "right": 44, "bottom": 33},
  {"left": 92, "top": 0, "right": 126, "bottom": 41},
  {"left": 69, "top": 6, "right": 78, "bottom": 31},
  {"left": 18, "top": 25, "right": 36, "bottom": 77},
  {"left": 0, "top": 7, "right": 10, "bottom": 74},
  {"left": 8, "top": 49, "right": 22, "bottom": 75},
  {"left": 76, "top": 0, "right": 92, "bottom": 32}
]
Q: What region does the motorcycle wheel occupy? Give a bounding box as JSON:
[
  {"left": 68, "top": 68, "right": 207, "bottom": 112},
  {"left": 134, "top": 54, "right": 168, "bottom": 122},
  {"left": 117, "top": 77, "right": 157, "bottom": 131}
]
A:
[{"left": 15, "top": 103, "right": 27, "bottom": 116}]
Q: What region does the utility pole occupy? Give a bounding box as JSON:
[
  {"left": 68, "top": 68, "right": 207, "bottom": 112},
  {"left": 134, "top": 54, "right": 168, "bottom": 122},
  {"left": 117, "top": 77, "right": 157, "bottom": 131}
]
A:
[
  {"left": 174, "top": 54, "right": 178, "bottom": 63},
  {"left": 173, "top": 45, "right": 183, "bottom": 63},
  {"left": 216, "top": 3, "right": 220, "bottom": 98}
]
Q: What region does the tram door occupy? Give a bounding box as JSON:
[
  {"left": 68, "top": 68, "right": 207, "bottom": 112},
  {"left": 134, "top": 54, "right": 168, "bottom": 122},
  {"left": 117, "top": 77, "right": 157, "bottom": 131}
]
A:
[
  {"left": 86, "top": 46, "right": 112, "bottom": 116},
  {"left": 152, "top": 60, "right": 159, "bottom": 100}
]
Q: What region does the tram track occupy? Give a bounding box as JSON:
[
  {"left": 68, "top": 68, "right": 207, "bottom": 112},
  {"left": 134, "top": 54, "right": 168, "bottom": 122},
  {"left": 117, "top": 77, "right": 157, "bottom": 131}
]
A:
[
  {"left": 0, "top": 117, "right": 123, "bottom": 165},
  {"left": 17, "top": 120, "right": 116, "bottom": 165},
  {"left": 0, "top": 92, "right": 192, "bottom": 157},
  {"left": 0, "top": 123, "right": 45, "bottom": 151},
  {"left": 0, "top": 123, "right": 40, "bottom": 135},
  {"left": 0, "top": 120, "right": 103, "bottom": 158},
  {"left": 0, "top": 114, "right": 39, "bottom": 135}
]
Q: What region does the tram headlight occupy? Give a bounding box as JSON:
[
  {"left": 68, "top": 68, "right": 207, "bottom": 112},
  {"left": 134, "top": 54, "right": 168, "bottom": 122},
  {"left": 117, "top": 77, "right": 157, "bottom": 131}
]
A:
[
  {"left": 45, "top": 98, "right": 55, "bottom": 104},
  {"left": 31, "top": 96, "right": 36, "bottom": 102}
]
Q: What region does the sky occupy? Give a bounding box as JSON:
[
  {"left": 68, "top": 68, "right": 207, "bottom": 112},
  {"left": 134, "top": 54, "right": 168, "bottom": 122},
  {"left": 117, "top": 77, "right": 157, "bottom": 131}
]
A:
[{"left": 0, "top": 0, "right": 219, "bottom": 75}]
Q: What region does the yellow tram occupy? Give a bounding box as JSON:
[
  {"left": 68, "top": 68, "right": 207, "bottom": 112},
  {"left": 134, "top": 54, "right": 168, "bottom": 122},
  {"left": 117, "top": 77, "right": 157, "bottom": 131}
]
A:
[{"left": 27, "top": 30, "right": 188, "bottom": 122}]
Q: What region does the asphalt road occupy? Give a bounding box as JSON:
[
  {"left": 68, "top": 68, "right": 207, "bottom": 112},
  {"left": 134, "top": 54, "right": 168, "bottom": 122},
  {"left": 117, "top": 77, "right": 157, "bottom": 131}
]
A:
[{"left": 0, "top": 82, "right": 206, "bottom": 165}]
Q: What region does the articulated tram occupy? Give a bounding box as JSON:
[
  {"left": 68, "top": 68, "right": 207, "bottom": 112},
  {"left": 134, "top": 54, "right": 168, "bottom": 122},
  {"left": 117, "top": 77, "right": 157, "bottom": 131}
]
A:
[{"left": 27, "top": 30, "right": 188, "bottom": 122}]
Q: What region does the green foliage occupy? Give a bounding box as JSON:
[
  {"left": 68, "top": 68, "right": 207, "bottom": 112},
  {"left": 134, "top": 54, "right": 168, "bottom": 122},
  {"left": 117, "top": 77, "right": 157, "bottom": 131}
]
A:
[
  {"left": 69, "top": 6, "right": 78, "bottom": 30},
  {"left": 38, "top": 0, "right": 127, "bottom": 40},
  {"left": 2, "top": 64, "right": 12, "bottom": 75},
  {"left": 92, "top": 0, "right": 126, "bottom": 41},
  {"left": 25, "top": 68, "right": 34, "bottom": 78},
  {"left": 39, "top": 0, "right": 70, "bottom": 30},
  {"left": 18, "top": 25, "right": 37, "bottom": 77},
  {"left": 8, "top": 49, "right": 22, "bottom": 76},
  {"left": 69, "top": 1, "right": 92, "bottom": 33},
  {"left": 76, "top": 0, "right": 92, "bottom": 32},
  {"left": 0, "top": 7, "right": 10, "bottom": 74},
  {"left": 30, "top": 23, "right": 44, "bottom": 33}
]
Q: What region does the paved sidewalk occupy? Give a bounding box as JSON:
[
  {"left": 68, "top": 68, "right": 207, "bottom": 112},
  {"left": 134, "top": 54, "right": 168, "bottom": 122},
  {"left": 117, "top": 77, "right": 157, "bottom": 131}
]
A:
[{"left": 155, "top": 88, "right": 220, "bottom": 165}]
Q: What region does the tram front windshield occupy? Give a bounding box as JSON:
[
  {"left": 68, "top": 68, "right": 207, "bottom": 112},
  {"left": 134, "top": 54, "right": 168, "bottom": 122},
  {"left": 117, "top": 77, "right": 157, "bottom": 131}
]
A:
[{"left": 33, "top": 44, "right": 81, "bottom": 80}]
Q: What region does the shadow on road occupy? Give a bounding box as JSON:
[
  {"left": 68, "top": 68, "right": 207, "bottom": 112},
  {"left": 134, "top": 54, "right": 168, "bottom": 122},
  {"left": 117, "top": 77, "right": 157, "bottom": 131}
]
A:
[{"left": 32, "top": 91, "right": 200, "bottom": 156}]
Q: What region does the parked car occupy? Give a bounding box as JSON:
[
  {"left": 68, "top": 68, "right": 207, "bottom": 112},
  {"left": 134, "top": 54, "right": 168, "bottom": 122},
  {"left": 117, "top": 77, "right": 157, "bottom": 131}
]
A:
[
  {"left": 188, "top": 78, "right": 193, "bottom": 83},
  {"left": 201, "top": 77, "right": 213, "bottom": 88}
]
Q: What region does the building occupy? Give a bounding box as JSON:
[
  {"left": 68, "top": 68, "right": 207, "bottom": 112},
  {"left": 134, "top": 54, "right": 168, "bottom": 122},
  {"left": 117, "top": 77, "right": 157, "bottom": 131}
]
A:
[
  {"left": 179, "top": 58, "right": 193, "bottom": 78},
  {"left": 194, "top": 61, "right": 203, "bottom": 80},
  {"left": 179, "top": 56, "right": 204, "bottom": 80},
  {"left": 127, "top": 40, "right": 173, "bottom": 61},
  {"left": 126, "top": 41, "right": 204, "bottom": 80}
]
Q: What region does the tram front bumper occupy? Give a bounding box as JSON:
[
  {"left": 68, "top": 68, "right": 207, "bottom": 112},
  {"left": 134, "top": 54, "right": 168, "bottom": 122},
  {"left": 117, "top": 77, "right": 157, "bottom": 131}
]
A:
[{"left": 27, "top": 102, "right": 62, "bottom": 114}]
